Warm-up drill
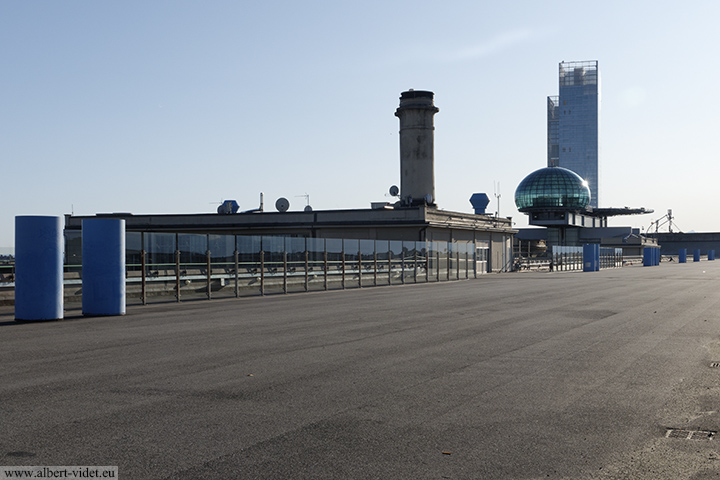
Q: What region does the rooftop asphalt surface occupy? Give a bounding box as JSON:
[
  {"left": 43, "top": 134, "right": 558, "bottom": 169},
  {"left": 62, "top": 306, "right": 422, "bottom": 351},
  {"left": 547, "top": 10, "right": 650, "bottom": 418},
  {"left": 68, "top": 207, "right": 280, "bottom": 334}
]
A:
[{"left": 1, "top": 261, "right": 720, "bottom": 479}]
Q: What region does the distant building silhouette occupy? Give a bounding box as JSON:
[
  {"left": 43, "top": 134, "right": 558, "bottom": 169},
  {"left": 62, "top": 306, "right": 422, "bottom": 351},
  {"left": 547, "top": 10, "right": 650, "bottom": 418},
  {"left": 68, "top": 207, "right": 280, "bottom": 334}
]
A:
[{"left": 547, "top": 60, "right": 600, "bottom": 208}]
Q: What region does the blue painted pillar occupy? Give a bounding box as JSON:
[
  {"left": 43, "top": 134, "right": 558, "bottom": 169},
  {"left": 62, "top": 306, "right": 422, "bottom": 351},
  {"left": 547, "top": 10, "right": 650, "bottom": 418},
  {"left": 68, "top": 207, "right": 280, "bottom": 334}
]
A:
[
  {"left": 82, "top": 219, "right": 126, "bottom": 316},
  {"left": 655, "top": 247, "right": 660, "bottom": 266},
  {"left": 583, "top": 244, "right": 599, "bottom": 272},
  {"left": 678, "top": 249, "right": 687, "bottom": 263},
  {"left": 694, "top": 249, "right": 701, "bottom": 262},
  {"left": 14, "top": 216, "right": 64, "bottom": 321},
  {"left": 709, "top": 250, "right": 715, "bottom": 261},
  {"left": 643, "top": 247, "right": 652, "bottom": 267}
]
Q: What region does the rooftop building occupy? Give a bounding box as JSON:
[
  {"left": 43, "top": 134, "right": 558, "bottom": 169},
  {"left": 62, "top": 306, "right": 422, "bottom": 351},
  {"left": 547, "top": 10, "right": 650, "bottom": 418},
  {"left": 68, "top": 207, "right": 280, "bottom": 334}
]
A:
[
  {"left": 514, "top": 166, "right": 653, "bottom": 253},
  {"left": 65, "top": 90, "right": 517, "bottom": 272}
]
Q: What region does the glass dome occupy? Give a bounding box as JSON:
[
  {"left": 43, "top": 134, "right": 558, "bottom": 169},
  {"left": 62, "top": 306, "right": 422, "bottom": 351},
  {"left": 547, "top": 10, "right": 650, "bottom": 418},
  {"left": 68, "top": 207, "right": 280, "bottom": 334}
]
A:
[{"left": 514, "top": 167, "right": 591, "bottom": 211}]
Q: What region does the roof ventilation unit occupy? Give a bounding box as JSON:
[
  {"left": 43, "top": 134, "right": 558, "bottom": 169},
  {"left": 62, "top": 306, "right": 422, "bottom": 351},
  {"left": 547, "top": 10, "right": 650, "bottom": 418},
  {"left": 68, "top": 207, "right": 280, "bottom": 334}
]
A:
[{"left": 469, "top": 193, "right": 490, "bottom": 214}]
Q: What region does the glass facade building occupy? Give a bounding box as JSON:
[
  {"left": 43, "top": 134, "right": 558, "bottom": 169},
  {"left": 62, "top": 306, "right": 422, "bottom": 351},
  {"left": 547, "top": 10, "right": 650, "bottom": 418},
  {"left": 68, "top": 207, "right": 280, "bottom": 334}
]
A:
[
  {"left": 547, "top": 96, "right": 560, "bottom": 167},
  {"left": 547, "top": 61, "right": 599, "bottom": 208},
  {"left": 514, "top": 166, "right": 591, "bottom": 211}
]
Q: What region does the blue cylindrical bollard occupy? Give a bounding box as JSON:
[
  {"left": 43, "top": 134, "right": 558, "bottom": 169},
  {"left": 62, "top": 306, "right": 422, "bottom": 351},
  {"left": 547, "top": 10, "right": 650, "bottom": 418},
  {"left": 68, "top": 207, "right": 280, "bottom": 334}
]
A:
[
  {"left": 82, "top": 219, "right": 126, "bottom": 316},
  {"left": 15, "top": 216, "right": 64, "bottom": 321},
  {"left": 583, "top": 244, "right": 599, "bottom": 272},
  {"left": 679, "top": 249, "right": 687, "bottom": 263},
  {"left": 709, "top": 250, "right": 715, "bottom": 261},
  {"left": 694, "top": 249, "right": 701, "bottom": 262},
  {"left": 643, "top": 247, "right": 653, "bottom": 267}
]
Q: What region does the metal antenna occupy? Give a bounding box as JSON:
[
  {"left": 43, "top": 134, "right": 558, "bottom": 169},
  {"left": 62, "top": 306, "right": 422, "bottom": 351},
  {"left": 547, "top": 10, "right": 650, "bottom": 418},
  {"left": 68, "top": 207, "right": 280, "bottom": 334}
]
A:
[
  {"left": 494, "top": 181, "right": 501, "bottom": 217},
  {"left": 295, "top": 193, "right": 310, "bottom": 207}
]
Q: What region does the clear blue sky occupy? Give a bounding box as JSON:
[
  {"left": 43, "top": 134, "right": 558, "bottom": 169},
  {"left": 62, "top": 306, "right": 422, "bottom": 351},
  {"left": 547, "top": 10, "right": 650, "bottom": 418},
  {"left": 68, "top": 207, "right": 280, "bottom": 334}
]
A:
[{"left": 3, "top": 1, "right": 719, "bottom": 250}]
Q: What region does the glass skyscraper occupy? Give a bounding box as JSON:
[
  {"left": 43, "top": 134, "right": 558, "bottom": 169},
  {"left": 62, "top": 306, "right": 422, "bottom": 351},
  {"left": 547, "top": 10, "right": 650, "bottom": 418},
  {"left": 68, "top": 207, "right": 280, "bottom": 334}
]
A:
[{"left": 547, "top": 60, "right": 600, "bottom": 208}]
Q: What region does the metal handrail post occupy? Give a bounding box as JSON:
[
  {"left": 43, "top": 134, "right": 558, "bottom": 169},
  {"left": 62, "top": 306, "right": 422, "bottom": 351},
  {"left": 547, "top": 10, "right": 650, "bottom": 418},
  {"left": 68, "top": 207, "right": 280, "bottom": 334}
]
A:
[
  {"left": 260, "top": 251, "right": 265, "bottom": 296},
  {"left": 141, "top": 249, "right": 146, "bottom": 305},
  {"left": 426, "top": 250, "right": 430, "bottom": 282},
  {"left": 234, "top": 250, "right": 239, "bottom": 297},
  {"left": 447, "top": 247, "right": 451, "bottom": 281},
  {"left": 341, "top": 251, "right": 345, "bottom": 289},
  {"left": 304, "top": 250, "right": 309, "bottom": 292},
  {"left": 436, "top": 249, "right": 440, "bottom": 282},
  {"left": 465, "top": 249, "right": 469, "bottom": 279},
  {"left": 414, "top": 250, "right": 418, "bottom": 283},
  {"left": 206, "top": 250, "right": 212, "bottom": 300},
  {"left": 283, "top": 251, "right": 288, "bottom": 294},
  {"left": 323, "top": 250, "right": 328, "bottom": 291},
  {"left": 373, "top": 251, "right": 378, "bottom": 286},
  {"left": 388, "top": 248, "right": 392, "bottom": 285},
  {"left": 175, "top": 249, "right": 181, "bottom": 302}
]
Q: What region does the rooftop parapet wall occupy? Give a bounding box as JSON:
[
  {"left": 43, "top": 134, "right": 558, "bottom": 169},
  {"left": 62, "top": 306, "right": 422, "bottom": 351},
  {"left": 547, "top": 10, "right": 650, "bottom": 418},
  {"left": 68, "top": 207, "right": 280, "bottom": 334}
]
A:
[
  {"left": 65, "top": 207, "right": 515, "bottom": 242},
  {"left": 657, "top": 232, "right": 720, "bottom": 255}
]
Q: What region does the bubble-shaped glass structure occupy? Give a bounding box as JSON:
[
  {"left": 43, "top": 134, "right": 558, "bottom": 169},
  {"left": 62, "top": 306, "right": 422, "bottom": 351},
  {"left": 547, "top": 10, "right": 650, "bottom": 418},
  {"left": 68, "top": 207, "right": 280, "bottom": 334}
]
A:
[{"left": 514, "top": 167, "right": 591, "bottom": 211}]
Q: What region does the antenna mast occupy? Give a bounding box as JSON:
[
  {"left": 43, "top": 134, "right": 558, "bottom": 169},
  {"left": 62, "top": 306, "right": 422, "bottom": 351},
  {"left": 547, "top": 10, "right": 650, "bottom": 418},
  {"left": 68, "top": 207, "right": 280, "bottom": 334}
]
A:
[{"left": 295, "top": 193, "right": 310, "bottom": 207}]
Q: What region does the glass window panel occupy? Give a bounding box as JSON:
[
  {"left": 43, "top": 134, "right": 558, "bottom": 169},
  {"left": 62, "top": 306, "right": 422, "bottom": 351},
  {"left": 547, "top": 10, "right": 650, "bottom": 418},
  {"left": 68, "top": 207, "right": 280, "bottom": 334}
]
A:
[
  {"left": 307, "top": 238, "right": 325, "bottom": 262},
  {"left": 236, "top": 235, "right": 261, "bottom": 277},
  {"left": 178, "top": 234, "right": 207, "bottom": 265},
  {"left": 343, "top": 239, "right": 359, "bottom": 264},
  {"left": 261, "top": 237, "right": 284, "bottom": 279},
  {"left": 359, "top": 239, "right": 375, "bottom": 257},
  {"left": 325, "top": 238, "right": 342, "bottom": 254},
  {"left": 126, "top": 232, "right": 142, "bottom": 271},
  {"left": 262, "top": 236, "right": 284, "bottom": 254},
  {"left": 64, "top": 230, "right": 82, "bottom": 267},
  {"left": 375, "top": 240, "right": 389, "bottom": 260},
  {"left": 286, "top": 237, "right": 306, "bottom": 255},
  {"left": 145, "top": 233, "right": 176, "bottom": 267},
  {"left": 389, "top": 241, "right": 403, "bottom": 259},
  {"left": 343, "top": 239, "right": 359, "bottom": 255},
  {"left": 237, "top": 235, "right": 261, "bottom": 257},
  {"left": 209, "top": 234, "right": 235, "bottom": 262}
]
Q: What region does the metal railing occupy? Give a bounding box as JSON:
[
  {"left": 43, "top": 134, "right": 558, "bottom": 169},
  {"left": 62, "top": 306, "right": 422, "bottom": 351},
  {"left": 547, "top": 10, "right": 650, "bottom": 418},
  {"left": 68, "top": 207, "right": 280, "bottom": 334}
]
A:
[
  {"left": 514, "top": 246, "right": 623, "bottom": 272},
  {"left": 1, "top": 234, "right": 482, "bottom": 305},
  {"left": 124, "top": 235, "right": 478, "bottom": 304}
]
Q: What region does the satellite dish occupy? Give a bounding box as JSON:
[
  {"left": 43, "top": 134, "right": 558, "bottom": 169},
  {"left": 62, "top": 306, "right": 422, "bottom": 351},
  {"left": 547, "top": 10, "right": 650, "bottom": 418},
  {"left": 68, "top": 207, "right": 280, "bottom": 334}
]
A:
[
  {"left": 424, "top": 194, "right": 433, "bottom": 204},
  {"left": 275, "top": 197, "right": 290, "bottom": 212},
  {"left": 389, "top": 185, "right": 399, "bottom": 197},
  {"left": 304, "top": 205, "right": 313, "bottom": 212}
]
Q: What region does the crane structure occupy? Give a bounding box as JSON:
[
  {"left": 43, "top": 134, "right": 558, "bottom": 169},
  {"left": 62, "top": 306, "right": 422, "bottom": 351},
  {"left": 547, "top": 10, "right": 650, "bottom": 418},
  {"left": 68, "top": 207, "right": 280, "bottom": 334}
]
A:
[{"left": 648, "top": 209, "right": 681, "bottom": 236}]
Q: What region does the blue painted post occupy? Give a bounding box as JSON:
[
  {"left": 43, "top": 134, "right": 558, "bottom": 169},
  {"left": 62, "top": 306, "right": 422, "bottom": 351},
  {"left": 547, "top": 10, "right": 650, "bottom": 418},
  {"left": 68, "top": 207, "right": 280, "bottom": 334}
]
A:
[
  {"left": 82, "top": 219, "right": 126, "bottom": 316},
  {"left": 678, "top": 249, "right": 687, "bottom": 263},
  {"left": 595, "top": 244, "right": 601, "bottom": 271},
  {"left": 694, "top": 249, "right": 701, "bottom": 262},
  {"left": 709, "top": 250, "right": 716, "bottom": 261},
  {"left": 14, "top": 216, "right": 64, "bottom": 321},
  {"left": 643, "top": 247, "right": 652, "bottom": 267},
  {"left": 583, "top": 244, "right": 599, "bottom": 272}
]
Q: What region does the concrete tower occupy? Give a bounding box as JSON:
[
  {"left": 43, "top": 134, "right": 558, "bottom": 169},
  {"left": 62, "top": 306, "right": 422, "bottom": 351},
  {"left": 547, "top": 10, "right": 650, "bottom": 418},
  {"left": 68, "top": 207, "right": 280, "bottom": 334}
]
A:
[{"left": 395, "top": 90, "right": 439, "bottom": 206}]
